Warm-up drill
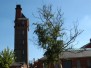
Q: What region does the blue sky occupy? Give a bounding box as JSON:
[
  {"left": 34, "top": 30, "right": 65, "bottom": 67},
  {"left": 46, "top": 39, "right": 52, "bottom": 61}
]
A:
[{"left": 0, "top": 0, "right": 91, "bottom": 61}]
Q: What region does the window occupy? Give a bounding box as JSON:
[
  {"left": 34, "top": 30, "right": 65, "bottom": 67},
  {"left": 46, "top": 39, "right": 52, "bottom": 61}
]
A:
[
  {"left": 23, "top": 40, "right": 24, "bottom": 44},
  {"left": 87, "top": 59, "right": 91, "bottom": 68},
  {"left": 22, "top": 21, "right": 25, "bottom": 26},
  {"left": 23, "top": 50, "right": 24, "bottom": 55},
  {"left": 77, "top": 60, "right": 81, "bottom": 68},
  {"left": 62, "top": 60, "right": 72, "bottom": 68},
  {"left": 22, "top": 31, "right": 24, "bottom": 35}
]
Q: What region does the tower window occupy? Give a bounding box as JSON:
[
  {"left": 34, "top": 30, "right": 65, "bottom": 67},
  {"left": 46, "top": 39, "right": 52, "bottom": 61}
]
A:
[
  {"left": 23, "top": 40, "right": 24, "bottom": 44},
  {"left": 22, "top": 21, "right": 25, "bottom": 26},
  {"left": 22, "top": 31, "right": 24, "bottom": 35},
  {"left": 23, "top": 50, "right": 24, "bottom": 55}
]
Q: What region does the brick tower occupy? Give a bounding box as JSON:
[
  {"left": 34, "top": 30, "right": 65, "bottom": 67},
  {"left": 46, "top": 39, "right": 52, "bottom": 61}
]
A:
[{"left": 14, "top": 5, "right": 29, "bottom": 68}]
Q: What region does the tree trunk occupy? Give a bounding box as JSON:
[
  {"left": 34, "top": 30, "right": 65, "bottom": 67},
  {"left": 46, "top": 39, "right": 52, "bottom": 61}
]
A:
[
  {"left": 58, "top": 58, "right": 63, "bottom": 68},
  {"left": 59, "top": 62, "right": 63, "bottom": 68}
]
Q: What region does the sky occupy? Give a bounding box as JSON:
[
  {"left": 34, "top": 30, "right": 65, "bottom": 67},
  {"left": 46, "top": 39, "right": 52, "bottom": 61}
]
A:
[{"left": 0, "top": 0, "right": 91, "bottom": 62}]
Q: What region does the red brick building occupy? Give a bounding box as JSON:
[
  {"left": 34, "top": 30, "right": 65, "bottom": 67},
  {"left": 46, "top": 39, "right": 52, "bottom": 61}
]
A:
[
  {"left": 10, "top": 5, "right": 29, "bottom": 68},
  {"left": 32, "top": 39, "right": 91, "bottom": 68}
]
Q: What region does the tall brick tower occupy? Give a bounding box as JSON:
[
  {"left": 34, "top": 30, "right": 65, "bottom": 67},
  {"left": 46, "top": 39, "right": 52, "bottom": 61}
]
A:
[{"left": 14, "top": 5, "right": 29, "bottom": 68}]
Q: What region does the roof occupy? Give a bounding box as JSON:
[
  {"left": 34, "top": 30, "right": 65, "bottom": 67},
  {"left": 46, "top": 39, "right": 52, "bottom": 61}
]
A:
[
  {"left": 39, "top": 49, "right": 91, "bottom": 60},
  {"left": 22, "top": 13, "right": 26, "bottom": 18},
  {"left": 81, "top": 39, "right": 91, "bottom": 48},
  {"left": 60, "top": 49, "right": 91, "bottom": 59},
  {"left": 17, "top": 13, "right": 28, "bottom": 21},
  {"left": 81, "top": 43, "right": 91, "bottom": 48},
  {"left": 35, "top": 39, "right": 91, "bottom": 61}
]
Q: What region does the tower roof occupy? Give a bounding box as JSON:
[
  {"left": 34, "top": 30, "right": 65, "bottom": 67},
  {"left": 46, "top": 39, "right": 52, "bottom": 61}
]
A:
[
  {"left": 22, "top": 13, "right": 26, "bottom": 18},
  {"left": 16, "top": 4, "right": 22, "bottom": 9}
]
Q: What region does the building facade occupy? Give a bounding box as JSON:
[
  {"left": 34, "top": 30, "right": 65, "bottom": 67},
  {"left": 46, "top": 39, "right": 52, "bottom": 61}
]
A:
[{"left": 10, "top": 5, "right": 29, "bottom": 68}]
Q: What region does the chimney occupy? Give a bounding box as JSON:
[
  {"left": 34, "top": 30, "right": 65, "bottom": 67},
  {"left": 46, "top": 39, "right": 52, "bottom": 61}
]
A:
[{"left": 15, "top": 5, "right": 22, "bottom": 19}]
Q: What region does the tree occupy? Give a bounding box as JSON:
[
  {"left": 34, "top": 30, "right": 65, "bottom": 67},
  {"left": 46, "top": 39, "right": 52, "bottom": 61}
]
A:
[
  {"left": 34, "top": 5, "right": 82, "bottom": 68},
  {"left": 0, "top": 47, "right": 15, "bottom": 68}
]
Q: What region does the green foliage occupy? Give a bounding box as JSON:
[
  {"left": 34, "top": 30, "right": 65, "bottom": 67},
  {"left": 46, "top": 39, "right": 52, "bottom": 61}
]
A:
[
  {"left": 0, "top": 47, "right": 15, "bottom": 68},
  {"left": 34, "top": 5, "right": 82, "bottom": 67},
  {"left": 34, "top": 5, "right": 64, "bottom": 63}
]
